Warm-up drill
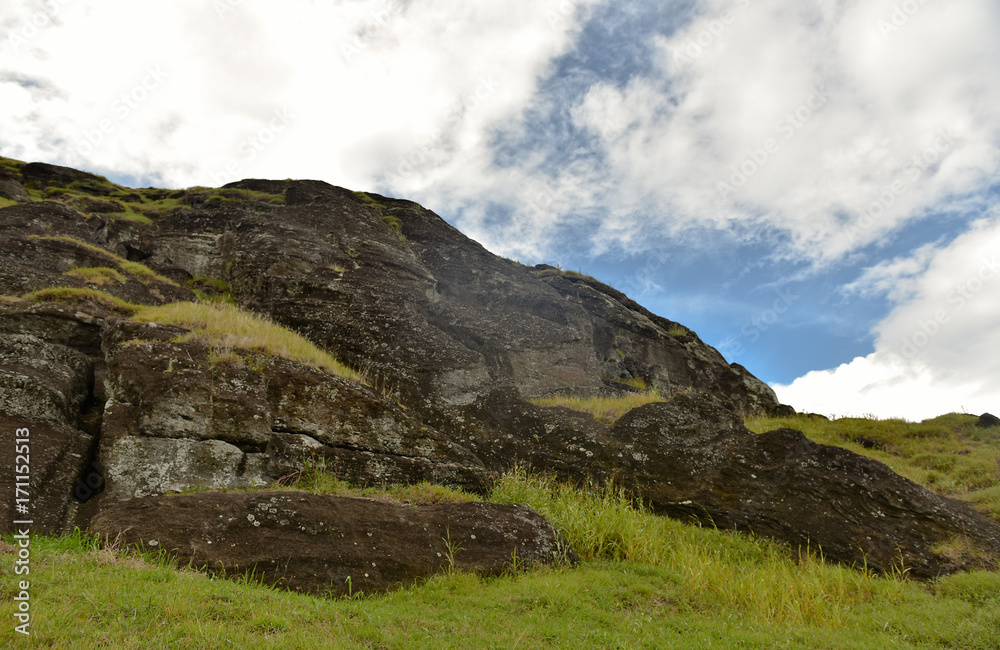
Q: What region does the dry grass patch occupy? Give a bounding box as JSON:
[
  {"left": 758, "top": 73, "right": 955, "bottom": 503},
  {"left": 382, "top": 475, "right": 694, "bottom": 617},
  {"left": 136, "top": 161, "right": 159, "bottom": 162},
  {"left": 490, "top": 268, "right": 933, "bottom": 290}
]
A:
[
  {"left": 132, "top": 301, "right": 363, "bottom": 383},
  {"left": 529, "top": 392, "right": 668, "bottom": 424},
  {"left": 64, "top": 266, "right": 126, "bottom": 285},
  {"left": 283, "top": 456, "right": 478, "bottom": 505},
  {"left": 24, "top": 287, "right": 140, "bottom": 314}
]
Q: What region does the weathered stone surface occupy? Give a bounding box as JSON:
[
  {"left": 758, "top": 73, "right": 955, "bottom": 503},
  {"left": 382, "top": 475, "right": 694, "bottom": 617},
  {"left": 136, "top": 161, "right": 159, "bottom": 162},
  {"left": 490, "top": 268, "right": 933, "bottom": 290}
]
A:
[
  {"left": 0, "top": 415, "right": 98, "bottom": 535},
  {"left": 0, "top": 333, "right": 92, "bottom": 426},
  {"left": 99, "top": 319, "right": 488, "bottom": 502},
  {"left": 0, "top": 333, "right": 99, "bottom": 534},
  {"left": 91, "top": 492, "right": 573, "bottom": 596},
  {"left": 610, "top": 393, "right": 1000, "bottom": 578},
  {"left": 20, "top": 161, "right": 109, "bottom": 189},
  {"left": 0, "top": 177, "right": 29, "bottom": 201},
  {"left": 134, "top": 178, "right": 787, "bottom": 418}
]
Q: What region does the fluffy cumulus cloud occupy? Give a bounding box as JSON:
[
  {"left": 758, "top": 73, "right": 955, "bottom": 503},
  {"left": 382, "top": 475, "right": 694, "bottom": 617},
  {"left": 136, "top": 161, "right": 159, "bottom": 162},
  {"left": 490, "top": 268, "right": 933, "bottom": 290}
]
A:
[
  {"left": 0, "top": 0, "right": 600, "bottom": 193},
  {"left": 776, "top": 214, "right": 1000, "bottom": 420},
  {"left": 566, "top": 0, "right": 1000, "bottom": 262}
]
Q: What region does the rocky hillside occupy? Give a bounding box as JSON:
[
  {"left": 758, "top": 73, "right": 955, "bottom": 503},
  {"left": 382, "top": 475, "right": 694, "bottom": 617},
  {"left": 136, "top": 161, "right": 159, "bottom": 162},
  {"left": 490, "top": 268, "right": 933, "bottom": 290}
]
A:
[{"left": 3, "top": 157, "right": 1000, "bottom": 588}]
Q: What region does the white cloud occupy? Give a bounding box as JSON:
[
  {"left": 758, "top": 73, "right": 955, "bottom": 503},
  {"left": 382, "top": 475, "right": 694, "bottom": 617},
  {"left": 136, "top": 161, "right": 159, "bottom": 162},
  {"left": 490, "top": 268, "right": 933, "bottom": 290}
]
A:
[
  {"left": 567, "top": 0, "right": 1000, "bottom": 263},
  {"left": 775, "top": 215, "right": 1000, "bottom": 420},
  {"left": 0, "top": 0, "right": 600, "bottom": 192}
]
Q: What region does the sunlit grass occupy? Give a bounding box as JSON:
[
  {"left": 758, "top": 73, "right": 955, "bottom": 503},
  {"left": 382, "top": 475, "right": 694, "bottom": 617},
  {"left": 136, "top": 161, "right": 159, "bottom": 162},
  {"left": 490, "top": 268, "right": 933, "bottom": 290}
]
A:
[
  {"left": 489, "top": 466, "right": 909, "bottom": 629},
  {"left": 22, "top": 287, "right": 140, "bottom": 314},
  {"left": 132, "top": 301, "right": 363, "bottom": 383},
  {"left": 4, "top": 468, "right": 999, "bottom": 647},
  {"left": 63, "top": 266, "right": 126, "bottom": 286},
  {"left": 529, "top": 391, "right": 668, "bottom": 423}
]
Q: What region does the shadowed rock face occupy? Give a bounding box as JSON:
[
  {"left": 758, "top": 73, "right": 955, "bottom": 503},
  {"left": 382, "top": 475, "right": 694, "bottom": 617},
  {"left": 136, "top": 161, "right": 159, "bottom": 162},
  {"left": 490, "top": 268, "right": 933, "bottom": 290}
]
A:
[
  {"left": 2, "top": 159, "right": 1000, "bottom": 585},
  {"left": 90, "top": 492, "right": 574, "bottom": 596},
  {"left": 0, "top": 332, "right": 99, "bottom": 534}
]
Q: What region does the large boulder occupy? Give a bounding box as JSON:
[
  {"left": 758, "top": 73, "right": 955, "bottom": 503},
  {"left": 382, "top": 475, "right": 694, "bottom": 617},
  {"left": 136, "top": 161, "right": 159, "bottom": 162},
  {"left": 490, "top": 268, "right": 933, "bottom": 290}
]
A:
[
  {"left": 90, "top": 491, "right": 573, "bottom": 596},
  {"left": 610, "top": 393, "right": 1000, "bottom": 578},
  {"left": 0, "top": 177, "right": 29, "bottom": 202},
  {"left": 977, "top": 413, "right": 1000, "bottom": 428},
  {"left": 6, "top": 160, "right": 996, "bottom": 582}
]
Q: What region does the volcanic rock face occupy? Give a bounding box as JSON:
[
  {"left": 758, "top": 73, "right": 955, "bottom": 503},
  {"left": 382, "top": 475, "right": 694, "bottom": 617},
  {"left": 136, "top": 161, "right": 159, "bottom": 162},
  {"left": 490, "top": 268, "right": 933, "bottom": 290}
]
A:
[
  {"left": 99, "top": 319, "right": 487, "bottom": 502},
  {"left": 91, "top": 492, "right": 573, "bottom": 596},
  {"left": 2, "top": 157, "right": 999, "bottom": 586}
]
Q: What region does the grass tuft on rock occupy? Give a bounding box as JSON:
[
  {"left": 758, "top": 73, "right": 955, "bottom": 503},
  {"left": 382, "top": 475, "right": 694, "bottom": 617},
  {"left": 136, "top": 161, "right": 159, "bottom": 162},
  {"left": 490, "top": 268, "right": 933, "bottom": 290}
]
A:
[
  {"left": 286, "top": 455, "right": 477, "bottom": 505},
  {"left": 23, "top": 287, "right": 140, "bottom": 314},
  {"left": 529, "top": 391, "right": 668, "bottom": 424},
  {"left": 132, "top": 301, "right": 364, "bottom": 383},
  {"left": 30, "top": 235, "right": 179, "bottom": 287}
]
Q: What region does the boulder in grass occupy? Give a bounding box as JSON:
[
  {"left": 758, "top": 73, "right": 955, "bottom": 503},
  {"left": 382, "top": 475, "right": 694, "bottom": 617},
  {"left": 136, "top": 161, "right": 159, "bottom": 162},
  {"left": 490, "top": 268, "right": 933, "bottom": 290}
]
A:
[{"left": 90, "top": 491, "right": 575, "bottom": 596}]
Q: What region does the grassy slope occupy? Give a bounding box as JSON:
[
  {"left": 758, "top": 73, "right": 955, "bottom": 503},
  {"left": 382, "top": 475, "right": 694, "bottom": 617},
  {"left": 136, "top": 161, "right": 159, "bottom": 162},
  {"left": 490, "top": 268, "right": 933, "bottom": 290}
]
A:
[{"left": 4, "top": 460, "right": 1000, "bottom": 648}]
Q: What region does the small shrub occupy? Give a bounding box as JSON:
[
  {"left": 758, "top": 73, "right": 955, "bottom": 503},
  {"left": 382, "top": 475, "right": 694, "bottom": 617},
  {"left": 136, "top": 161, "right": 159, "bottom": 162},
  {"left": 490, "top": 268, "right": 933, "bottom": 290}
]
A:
[
  {"left": 354, "top": 191, "right": 387, "bottom": 210},
  {"left": 618, "top": 376, "right": 648, "bottom": 391},
  {"left": 667, "top": 324, "right": 688, "bottom": 338},
  {"left": 381, "top": 214, "right": 405, "bottom": 241}
]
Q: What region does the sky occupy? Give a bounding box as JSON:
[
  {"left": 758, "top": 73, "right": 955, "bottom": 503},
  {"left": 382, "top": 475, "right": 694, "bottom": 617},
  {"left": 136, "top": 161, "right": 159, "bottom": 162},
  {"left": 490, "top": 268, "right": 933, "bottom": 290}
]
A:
[{"left": 2, "top": 0, "right": 999, "bottom": 420}]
